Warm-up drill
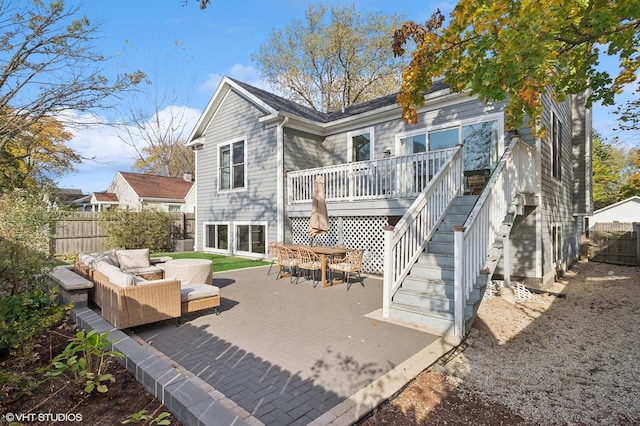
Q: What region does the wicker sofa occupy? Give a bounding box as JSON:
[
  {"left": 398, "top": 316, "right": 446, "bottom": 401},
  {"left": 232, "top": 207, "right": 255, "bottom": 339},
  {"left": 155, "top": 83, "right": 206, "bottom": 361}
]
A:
[{"left": 74, "top": 249, "right": 220, "bottom": 329}]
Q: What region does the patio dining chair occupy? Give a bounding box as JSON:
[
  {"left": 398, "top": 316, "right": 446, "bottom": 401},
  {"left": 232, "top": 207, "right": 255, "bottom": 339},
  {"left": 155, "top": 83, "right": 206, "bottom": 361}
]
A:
[
  {"left": 277, "top": 245, "right": 299, "bottom": 282},
  {"left": 296, "top": 247, "right": 323, "bottom": 287},
  {"left": 267, "top": 241, "right": 281, "bottom": 275},
  {"left": 328, "top": 248, "right": 364, "bottom": 290}
]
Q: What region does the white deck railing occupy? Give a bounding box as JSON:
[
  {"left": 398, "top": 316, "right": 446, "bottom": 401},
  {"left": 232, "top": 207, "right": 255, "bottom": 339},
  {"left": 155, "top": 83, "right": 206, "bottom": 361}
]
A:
[
  {"left": 453, "top": 138, "right": 537, "bottom": 335},
  {"left": 287, "top": 148, "right": 457, "bottom": 204},
  {"left": 382, "top": 147, "right": 463, "bottom": 317}
]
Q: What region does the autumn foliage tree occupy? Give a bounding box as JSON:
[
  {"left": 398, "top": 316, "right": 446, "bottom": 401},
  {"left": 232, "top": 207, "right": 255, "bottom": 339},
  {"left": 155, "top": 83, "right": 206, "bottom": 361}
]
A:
[
  {"left": 0, "top": 0, "right": 145, "bottom": 191},
  {"left": 392, "top": 1, "right": 639, "bottom": 133}
]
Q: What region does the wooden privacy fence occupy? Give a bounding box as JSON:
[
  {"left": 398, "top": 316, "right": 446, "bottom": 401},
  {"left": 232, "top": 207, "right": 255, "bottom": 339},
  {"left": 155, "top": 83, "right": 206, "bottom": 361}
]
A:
[
  {"left": 51, "top": 212, "right": 195, "bottom": 256},
  {"left": 589, "top": 222, "right": 640, "bottom": 266}
]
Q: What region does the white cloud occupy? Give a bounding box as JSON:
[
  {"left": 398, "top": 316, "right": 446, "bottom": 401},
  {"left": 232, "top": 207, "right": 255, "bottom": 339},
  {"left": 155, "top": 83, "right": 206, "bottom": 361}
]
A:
[
  {"left": 56, "top": 105, "right": 204, "bottom": 194},
  {"left": 198, "top": 63, "right": 268, "bottom": 95}
]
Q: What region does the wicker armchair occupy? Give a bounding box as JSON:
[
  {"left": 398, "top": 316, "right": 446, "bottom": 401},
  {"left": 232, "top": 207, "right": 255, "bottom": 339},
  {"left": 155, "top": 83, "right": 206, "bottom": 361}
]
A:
[
  {"left": 277, "top": 245, "right": 299, "bottom": 282},
  {"left": 296, "top": 247, "right": 322, "bottom": 287},
  {"left": 328, "top": 248, "right": 364, "bottom": 290},
  {"left": 267, "top": 241, "right": 281, "bottom": 275}
]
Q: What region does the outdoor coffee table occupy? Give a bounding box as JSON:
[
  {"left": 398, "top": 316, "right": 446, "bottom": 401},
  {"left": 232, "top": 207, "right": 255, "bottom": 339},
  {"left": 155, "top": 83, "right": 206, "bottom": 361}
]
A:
[{"left": 162, "top": 258, "right": 213, "bottom": 285}]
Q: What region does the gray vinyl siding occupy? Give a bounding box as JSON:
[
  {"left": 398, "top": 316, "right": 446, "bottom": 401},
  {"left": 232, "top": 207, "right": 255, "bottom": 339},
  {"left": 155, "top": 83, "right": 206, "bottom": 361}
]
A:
[
  {"left": 571, "top": 92, "right": 592, "bottom": 215},
  {"left": 321, "top": 98, "right": 505, "bottom": 162},
  {"left": 538, "top": 93, "right": 581, "bottom": 286},
  {"left": 283, "top": 128, "right": 324, "bottom": 172},
  {"left": 195, "top": 90, "right": 278, "bottom": 253}
]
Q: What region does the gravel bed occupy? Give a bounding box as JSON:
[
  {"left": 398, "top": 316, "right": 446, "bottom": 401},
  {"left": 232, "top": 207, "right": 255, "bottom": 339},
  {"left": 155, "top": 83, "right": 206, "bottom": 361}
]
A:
[{"left": 445, "top": 261, "right": 640, "bottom": 425}]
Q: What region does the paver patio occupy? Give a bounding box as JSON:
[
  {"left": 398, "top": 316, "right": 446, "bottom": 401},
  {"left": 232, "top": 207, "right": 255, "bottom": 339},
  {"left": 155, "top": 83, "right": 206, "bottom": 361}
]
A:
[{"left": 130, "top": 265, "right": 460, "bottom": 425}]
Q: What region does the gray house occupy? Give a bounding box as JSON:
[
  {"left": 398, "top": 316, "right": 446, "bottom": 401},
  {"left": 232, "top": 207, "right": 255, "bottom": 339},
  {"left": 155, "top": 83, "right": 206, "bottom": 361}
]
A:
[{"left": 187, "top": 76, "right": 592, "bottom": 335}]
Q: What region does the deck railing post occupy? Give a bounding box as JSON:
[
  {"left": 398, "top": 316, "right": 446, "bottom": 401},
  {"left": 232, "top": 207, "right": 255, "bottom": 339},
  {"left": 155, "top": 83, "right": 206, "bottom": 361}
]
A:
[
  {"left": 453, "top": 226, "right": 465, "bottom": 336},
  {"left": 382, "top": 225, "right": 395, "bottom": 318}
]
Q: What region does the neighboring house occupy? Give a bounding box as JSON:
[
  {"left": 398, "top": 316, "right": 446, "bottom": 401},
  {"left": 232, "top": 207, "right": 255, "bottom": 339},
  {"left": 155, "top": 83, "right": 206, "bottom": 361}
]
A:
[
  {"left": 589, "top": 196, "right": 640, "bottom": 230},
  {"left": 90, "top": 171, "right": 196, "bottom": 213},
  {"left": 187, "top": 76, "right": 592, "bottom": 335},
  {"left": 48, "top": 188, "right": 91, "bottom": 210}
]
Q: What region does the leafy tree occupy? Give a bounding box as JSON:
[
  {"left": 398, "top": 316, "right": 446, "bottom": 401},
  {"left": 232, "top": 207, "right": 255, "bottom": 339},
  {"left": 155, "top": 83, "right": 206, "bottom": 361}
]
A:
[
  {"left": 619, "top": 149, "right": 640, "bottom": 198},
  {"left": 0, "top": 0, "right": 145, "bottom": 189},
  {"left": 592, "top": 135, "right": 625, "bottom": 210},
  {"left": 252, "top": 4, "right": 406, "bottom": 112},
  {"left": 117, "top": 93, "right": 195, "bottom": 177},
  {"left": 1, "top": 114, "right": 79, "bottom": 191},
  {"left": 392, "top": 1, "right": 639, "bottom": 133}
]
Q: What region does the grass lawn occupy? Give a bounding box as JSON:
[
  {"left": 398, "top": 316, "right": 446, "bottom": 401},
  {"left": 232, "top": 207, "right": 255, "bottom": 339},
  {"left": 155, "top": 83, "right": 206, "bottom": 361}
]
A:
[{"left": 152, "top": 251, "right": 270, "bottom": 272}]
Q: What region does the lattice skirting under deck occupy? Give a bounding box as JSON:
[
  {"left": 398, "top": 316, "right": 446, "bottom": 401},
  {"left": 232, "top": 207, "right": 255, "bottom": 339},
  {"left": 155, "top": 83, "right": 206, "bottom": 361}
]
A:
[{"left": 290, "top": 216, "right": 388, "bottom": 274}]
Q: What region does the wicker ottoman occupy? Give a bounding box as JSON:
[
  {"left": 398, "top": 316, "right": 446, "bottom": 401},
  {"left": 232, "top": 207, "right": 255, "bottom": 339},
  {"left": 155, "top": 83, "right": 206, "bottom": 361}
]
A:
[{"left": 180, "top": 283, "right": 220, "bottom": 315}]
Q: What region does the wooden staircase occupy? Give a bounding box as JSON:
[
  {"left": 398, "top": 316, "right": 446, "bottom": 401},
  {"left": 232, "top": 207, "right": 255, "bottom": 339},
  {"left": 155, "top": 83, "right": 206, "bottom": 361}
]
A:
[{"left": 389, "top": 195, "right": 520, "bottom": 334}]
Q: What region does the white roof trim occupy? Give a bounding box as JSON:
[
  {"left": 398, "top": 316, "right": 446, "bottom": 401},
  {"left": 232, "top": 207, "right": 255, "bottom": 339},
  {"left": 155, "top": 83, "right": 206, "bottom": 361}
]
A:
[
  {"left": 592, "top": 196, "right": 640, "bottom": 215},
  {"left": 187, "top": 77, "right": 278, "bottom": 144}
]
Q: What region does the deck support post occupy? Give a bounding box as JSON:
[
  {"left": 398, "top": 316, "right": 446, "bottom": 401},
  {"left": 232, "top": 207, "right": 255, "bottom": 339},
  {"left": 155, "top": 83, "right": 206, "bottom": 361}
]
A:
[
  {"left": 453, "top": 226, "right": 465, "bottom": 336},
  {"left": 382, "top": 225, "right": 394, "bottom": 318}
]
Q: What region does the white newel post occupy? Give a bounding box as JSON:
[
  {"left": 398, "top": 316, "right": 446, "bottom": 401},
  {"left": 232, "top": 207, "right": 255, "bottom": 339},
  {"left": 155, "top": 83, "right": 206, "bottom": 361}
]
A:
[
  {"left": 382, "top": 225, "right": 395, "bottom": 318},
  {"left": 453, "top": 226, "right": 465, "bottom": 336}
]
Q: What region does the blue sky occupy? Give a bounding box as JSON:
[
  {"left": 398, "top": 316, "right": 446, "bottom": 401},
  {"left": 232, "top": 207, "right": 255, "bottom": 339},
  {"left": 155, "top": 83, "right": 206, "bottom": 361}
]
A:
[{"left": 54, "top": 0, "right": 638, "bottom": 194}]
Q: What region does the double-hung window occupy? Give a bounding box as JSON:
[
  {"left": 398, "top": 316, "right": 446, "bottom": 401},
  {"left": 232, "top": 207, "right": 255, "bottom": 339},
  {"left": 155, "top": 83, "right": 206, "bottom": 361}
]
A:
[{"left": 219, "top": 139, "right": 246, "bottom": 191}]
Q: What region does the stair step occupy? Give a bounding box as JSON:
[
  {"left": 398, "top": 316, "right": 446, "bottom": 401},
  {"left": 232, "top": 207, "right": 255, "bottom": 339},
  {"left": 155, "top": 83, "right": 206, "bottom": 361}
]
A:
[
  {"left": 402, "top": 277, "right": 452, "bottom": 296},
  {"left": 393, "top": 288, "right": 453, "bottom": 311},
  {"left": 418, "top": 252, "right": 454, "bottom": 268},
  {"left": 389, "top": 302, "right": 455, "bottom": 332},
  {"left": 410, "top": 263, "right": 454, "bottom": 280},
  {"left": 426, "top": 241, "right": 454, "bottom": 255},
  {"left": 442, "top": 213, "right": 469, "bottom": 225},
  {"left": 431, "top": 232, "right": 454, "bottom": 243}
]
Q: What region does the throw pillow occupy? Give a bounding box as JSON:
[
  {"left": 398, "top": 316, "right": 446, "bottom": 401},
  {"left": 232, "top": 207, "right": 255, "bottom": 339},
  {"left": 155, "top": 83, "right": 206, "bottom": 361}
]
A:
[{"left": 116, "top": 249, "right": 150, "bottom": 270}]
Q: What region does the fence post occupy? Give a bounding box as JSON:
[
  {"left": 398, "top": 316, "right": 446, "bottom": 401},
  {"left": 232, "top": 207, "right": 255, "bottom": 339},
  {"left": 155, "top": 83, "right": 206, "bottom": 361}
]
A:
[{"left": 635, "top": 222, "right": 640, "bottom": 266}]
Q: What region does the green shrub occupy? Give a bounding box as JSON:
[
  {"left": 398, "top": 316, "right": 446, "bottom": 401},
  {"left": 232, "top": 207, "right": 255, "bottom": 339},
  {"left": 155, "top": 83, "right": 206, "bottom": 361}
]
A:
[
  {"left": 40, "top": 330, "right": 124, "bottom": 395},
  {"left": 0, "top": 189, "right": 63, "bottom": 296},
  {"left": 99, "top": 209, "right": 173, "bottom": 252},
  {"left": 0, "top": 289, "right": 68, "bottom": 358}
]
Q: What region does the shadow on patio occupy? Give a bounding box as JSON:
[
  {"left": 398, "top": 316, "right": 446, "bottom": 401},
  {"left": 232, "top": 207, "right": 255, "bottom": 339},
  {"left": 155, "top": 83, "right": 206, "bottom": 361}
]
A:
[{"left": 128, "top": 265, "right": 456, "bottom": 424}]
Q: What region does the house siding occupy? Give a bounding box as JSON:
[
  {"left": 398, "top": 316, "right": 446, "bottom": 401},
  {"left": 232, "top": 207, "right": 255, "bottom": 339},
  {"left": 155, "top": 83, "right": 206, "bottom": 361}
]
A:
[
  {"left": 320, "top": 98, "right": 504, "bottom": 162},
  {"left": 195, "top": 90, "right": 278, "bottom": 255},
  {"left": 571, "top": 92, "right": 592, "bottom": 216},
  {"left": 538, "top": 92, "right": 581, "bottom": 286},
  {"left": 108, "top": 174, "right": 139, "bottom": 209}
]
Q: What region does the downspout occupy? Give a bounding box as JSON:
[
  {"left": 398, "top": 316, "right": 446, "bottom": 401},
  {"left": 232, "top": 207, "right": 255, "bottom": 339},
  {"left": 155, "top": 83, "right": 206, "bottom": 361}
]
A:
[{"left": 277, "top": 116, "right": 289, "bottom": 243}]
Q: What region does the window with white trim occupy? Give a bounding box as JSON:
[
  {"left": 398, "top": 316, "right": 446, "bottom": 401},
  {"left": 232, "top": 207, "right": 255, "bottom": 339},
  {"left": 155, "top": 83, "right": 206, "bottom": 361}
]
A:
[
  {"left": 204, "top": 223, "right": 229, "bottom": 251},
  {"left": 219, "top": 139, "right": 246, "bottom": 190},
  {"left": 235, "top": 223, "right": 266, "bottom": 255},
  {"left": 347, "top": 128, "right": 374, "bottom": 162}
]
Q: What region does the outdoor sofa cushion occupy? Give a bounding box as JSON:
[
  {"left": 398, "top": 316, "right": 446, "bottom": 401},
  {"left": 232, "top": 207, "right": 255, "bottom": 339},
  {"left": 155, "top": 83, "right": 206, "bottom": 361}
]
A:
[
  {"left": 116, "top": 248, "right": 150, "bottom": 270},
  {"left": 180, "top": 283, "right": 220, "bottom": 303},
  {"left": 95, "top": 261, "right": 136, "bottom": 287}
]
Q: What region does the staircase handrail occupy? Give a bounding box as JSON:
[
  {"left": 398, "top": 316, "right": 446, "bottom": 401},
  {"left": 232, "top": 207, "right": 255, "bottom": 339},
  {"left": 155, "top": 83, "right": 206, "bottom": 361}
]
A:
[
  {"left": 383, "top": 146, "right": 463, "bottom": 317},
  {"left": 453, "top": 137, "right": 537, "bottom": 335}
]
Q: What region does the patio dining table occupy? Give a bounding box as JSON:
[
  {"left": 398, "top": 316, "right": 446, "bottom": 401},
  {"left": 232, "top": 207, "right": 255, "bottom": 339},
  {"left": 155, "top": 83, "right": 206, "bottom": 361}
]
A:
[{"left": 282, "top": 244, "right": 348, "bottom": 287}]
